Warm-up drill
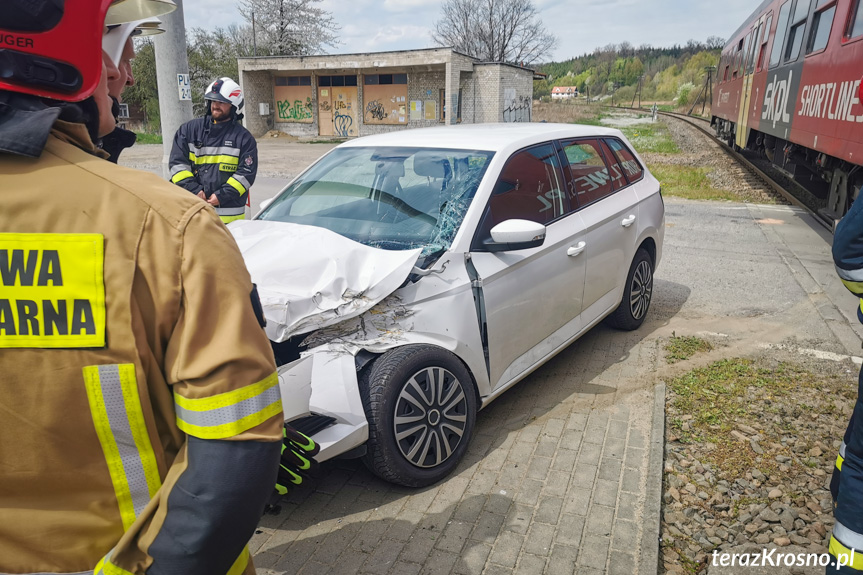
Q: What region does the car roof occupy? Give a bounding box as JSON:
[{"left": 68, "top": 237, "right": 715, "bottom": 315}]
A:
[{"left": 337, "top": 122, "right": 626, "bottom": 152}]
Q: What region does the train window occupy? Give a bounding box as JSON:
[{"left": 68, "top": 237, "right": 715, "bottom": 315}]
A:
[
  {"left": 758, "top": 15, "right": 773, "bottom": 70},
  {"left": 742, "top": 31, "right": 754, "bottom": 74},
  {"left": 770, "top": 1, "right": 793, "bottom": 67},
  {"left": 747, "top": 24, "right": 761, "bottom": 72},
  {"left": 784, "top": 0, "right": 813, "bottom": 61},
  {"left": 807, "top": 2, "right": 836, "bottom": 53},
  {"left": 848, "top": 0, "right": 863, "bottom": 38},
  {"left": 734, "top": 39, "right": 744, "bottom": 77}
]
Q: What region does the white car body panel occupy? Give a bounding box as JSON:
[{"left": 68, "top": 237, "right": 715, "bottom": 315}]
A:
[{"left": 277, "top": 351, "right": 369, "bottom": 463}]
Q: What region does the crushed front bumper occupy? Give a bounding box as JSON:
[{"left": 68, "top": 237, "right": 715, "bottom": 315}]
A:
[{"left": 277, "top": 350, "right": 368, "bottom": 463}]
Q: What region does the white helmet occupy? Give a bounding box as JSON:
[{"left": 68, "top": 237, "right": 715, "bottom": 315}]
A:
[
  {"left": 103, "top": 17, "right": 165, "bottom": 69},
  {"left": 204, "top": 78, "right": 244, "bottom": 116}
]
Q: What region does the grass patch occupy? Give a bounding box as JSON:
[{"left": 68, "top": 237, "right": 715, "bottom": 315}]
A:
[
  {"left": 620, "top": 123, "right": 680, "bottom": 154},
  {"left": 648, "top": 164, "right": 739, "bottom": 201},
  {"left": 667, "top": 359, "right": 806, "bottom": 478},
  {"left": 135, "top": 132, "right": 162, "bottom": 145},
  {"left": 665, "top": 335, "right": 712, "bottom": 364},
  {"left": 532, "top": 101, "right": 607, "bottom": 125}
]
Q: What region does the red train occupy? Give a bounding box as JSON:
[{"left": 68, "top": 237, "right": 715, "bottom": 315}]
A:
[{"left": 712, "top": 0, "right": 863, "bottom": 222}]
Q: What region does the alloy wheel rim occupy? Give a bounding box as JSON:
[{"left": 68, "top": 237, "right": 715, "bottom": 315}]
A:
[
  {"left": 629, "top": 260, "right": 653, "bottom": 320},
  {"left": 393, "top": 366, "right": 468, "bottom": 469}
]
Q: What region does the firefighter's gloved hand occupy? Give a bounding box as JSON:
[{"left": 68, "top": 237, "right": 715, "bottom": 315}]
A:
[{"left": 275, "top": 425, "right": 320, "bottom": 496}]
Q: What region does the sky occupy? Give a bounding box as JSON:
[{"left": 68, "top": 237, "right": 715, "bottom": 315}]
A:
[{"left": 181, "top": 0, "right": 760, "bottom": 62}]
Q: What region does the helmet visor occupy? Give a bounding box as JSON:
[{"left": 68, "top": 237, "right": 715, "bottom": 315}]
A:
[
  {"left": 205, "top": 91, "right": 232, "bottom": 104},
  {"left": 0, "top": 0, "right": 64, "bottom": 33}
]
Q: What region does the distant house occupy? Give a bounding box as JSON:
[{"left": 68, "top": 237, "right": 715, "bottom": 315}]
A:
[{"left": 551, "top": 86, "right": 579, "bottom": 100}]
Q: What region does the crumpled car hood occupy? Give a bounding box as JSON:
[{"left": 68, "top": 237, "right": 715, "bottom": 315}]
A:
[{"left": 230, "top": 220, "right": 422, "bottom": 342}]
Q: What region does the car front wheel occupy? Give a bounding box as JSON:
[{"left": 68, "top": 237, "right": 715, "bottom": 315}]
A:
[
  {"left": 359, "top": 345, "right": 477, "bottom": 487},
  {"left": 605, "top": 247, "right": 654, "bottom": 331}
]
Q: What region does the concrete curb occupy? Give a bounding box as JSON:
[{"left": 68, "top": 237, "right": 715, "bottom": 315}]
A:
[{"left": 639, "top": 381, "right": 666, "bottom": 574}]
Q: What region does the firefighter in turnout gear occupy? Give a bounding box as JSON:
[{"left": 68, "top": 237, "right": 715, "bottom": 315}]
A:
[
  {"left": 830, "top": 136, "right": 863, "bottom": 573},
  {"left": 0, "top": 2, "right": 289, "bottom": 573},
  {"left": 169, "top": 78, "right": 257, "bottom": 224}
]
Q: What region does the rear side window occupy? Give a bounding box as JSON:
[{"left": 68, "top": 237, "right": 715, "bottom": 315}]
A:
[
  {"left": 599, "top": 141, "right": 628, "bottom": 190},
  {"left": 560, "top": 139, "right": 615, "bottom": 207},
  {"left": 770, "top": 1, "right": 793, "bottom": 67},
  {"left": 479, "top": 143, "right": 567, "bottom": 234},
  {"left": 605, "top": 138, "right": 644, "bottom": 183}
]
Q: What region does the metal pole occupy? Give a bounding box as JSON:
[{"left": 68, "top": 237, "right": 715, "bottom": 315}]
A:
[
  {"left": 154, "top": 0, "right": 193, "bottom": 179},
  {"left": 252, "top": 12, "right": 257, "bottom": 57}
]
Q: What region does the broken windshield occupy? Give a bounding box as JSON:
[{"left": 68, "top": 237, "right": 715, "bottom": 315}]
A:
[{"left": 258, "top": 146, "right": 495, "bottom": 255}]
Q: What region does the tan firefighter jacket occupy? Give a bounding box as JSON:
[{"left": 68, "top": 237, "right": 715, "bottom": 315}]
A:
[{"left": 0, "top": 120, "right": 283, "bottom": 574}]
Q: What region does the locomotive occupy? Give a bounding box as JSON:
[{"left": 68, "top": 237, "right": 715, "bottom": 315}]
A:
[{"left": 711, "top": 0, "right": 863, "bottom": 223}]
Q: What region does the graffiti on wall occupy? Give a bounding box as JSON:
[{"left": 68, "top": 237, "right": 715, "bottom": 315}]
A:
[
  {"left": 366, "top": 100, "right": 386, "bottom": 121},
  {"left": 334, "top": 109, "right": 353, "bottom": 136},
  {"left": 277, "top": 97, "right": 313, "bottom": 121},
  {"left": 320, "top": 100, "right": 332, "bottom": 112},
  {"left": 503, "top": 88, "right": 531, "bottom": 123}
]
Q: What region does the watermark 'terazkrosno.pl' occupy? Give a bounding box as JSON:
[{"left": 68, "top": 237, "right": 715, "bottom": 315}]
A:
[{"left": 711, "top": 548, "right": 856, "bottom": 569}]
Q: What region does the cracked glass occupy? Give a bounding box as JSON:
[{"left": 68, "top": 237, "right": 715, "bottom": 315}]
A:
[{"left": 259, "top": 146, "right": 495, "bottom": 257}]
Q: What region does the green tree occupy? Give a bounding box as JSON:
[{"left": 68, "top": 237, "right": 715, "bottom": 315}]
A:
[
  {"left": 533, "top": 78, "right": 550, "bottom": 99},
  {"left": 124, "top": 38, "right": 160, "bottom": 131}
]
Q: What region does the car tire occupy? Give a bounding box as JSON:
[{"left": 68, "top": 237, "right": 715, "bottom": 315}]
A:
[
  {"left": 359, "top": 345, "right": 477, "bottom": 487},
  {"left": 605, "top": 247, "right": 654, "bottom": 331}
]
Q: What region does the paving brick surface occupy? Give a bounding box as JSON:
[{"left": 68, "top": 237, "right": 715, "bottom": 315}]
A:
[{"left": 254, "top": 324, "right": 663, "bottom": 574}]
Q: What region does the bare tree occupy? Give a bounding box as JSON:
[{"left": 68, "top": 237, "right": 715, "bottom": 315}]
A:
[
  {"left": 705, "top": 36, "right": 726, "bottom": 50},
  {"left": 238, "top": 0, "right": 339, "bottom": 56},
  {"left": 431, "top": 0, "right": 556, "bottom": 66}
]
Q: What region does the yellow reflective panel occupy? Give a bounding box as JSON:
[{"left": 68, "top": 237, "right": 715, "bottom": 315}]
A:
[
  {"left": 0, "top": 233, "right": 105, "bottom": 348},
  {"left": 227, "top": 546, "right": 250, "bottom": 575}
]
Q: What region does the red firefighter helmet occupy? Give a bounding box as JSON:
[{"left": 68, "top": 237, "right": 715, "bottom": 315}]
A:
[{"left": 0, "top": 0, "right": 175, "bottom": 102}]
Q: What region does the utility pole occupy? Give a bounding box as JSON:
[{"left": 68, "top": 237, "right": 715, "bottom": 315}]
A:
[
  {"left": 702, "top": 66, "right": 715, "bottom": 116},
  {"left": 631, "top": 75, "right": 644, "bottom": 109},
  {"left": 252, "top": 12, "right": 257, "bottom": 57},
  {"left": 154, "top": 0, "right": 193, "bottom": 179},
  {"left": 688, "top": 66, "right": 716, "bottom": 117}
]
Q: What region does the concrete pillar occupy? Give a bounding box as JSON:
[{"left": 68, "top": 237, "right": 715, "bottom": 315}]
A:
[
  {"left": 445, "top": 58, "right": 460, "bottom": 126},
  {"left": 239, "top": 69, "right": 273, "bottom": 138},
  {"left": 154, "top": 0, "right": 193, "bottom": 179}
]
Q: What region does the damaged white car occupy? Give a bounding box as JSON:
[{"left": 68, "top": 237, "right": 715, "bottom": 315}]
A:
[{"left": 231, "top": 123, "right": 664, "bottom": 487}]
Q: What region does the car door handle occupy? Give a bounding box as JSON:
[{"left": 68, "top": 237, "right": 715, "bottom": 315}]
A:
[
  {"left": 567, "top": 242, "right": 586, "bottom": 257},
  {"left": 621, "top": 215, "right": 636, "bottom": 228}
]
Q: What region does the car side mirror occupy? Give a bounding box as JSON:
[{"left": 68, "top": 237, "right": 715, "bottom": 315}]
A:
[
  {"left": 483, "top": 219, "right": 546, "bottom": 252},
  {"left": 259, "top": 197, "right": 275, "bottom": 211}
]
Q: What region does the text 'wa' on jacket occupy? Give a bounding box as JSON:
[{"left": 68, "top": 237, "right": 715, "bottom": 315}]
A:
[
  {"left": 168, "top": 116, "right": 257, "bottom": 224},
  {"left": 0, "top": 120, "right": 283, "bottom": 575}
]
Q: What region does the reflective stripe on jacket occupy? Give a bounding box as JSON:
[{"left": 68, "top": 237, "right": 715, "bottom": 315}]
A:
[{"left": 168, "top": 116, "right": 257, "bottom": 217}]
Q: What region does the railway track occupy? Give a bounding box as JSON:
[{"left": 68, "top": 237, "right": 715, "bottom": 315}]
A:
[{"left": 647, "top": 109, "right": 833, "bottom": 231}]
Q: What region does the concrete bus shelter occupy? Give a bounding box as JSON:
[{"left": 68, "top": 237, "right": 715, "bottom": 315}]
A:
[{"left": 238, "top": 48, "right": 537, "bottom": 138}]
